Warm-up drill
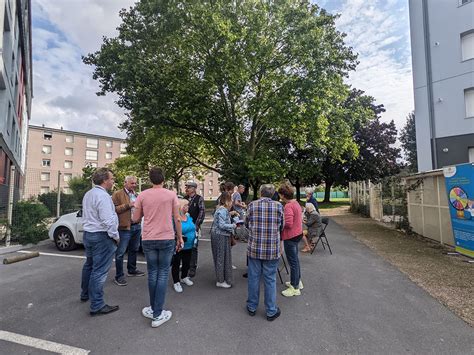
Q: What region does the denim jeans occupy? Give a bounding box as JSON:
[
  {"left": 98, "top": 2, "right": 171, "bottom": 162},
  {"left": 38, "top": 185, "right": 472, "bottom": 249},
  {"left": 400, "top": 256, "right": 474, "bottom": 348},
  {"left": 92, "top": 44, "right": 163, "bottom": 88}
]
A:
[
  {"left": 115, "top": 224, "right": 141, "bottom": 280},
  {"left": 81, "top": 231, "right": 117, "bottom": 312},
  {"left": 284, "top": 235, "right": 302, "bottom": 288},
  {"left": 247, "top": 257, "right": 279, "bottom": 317},
  {"left": 143, "top": 239, "right": 175, "bottom": 318}
]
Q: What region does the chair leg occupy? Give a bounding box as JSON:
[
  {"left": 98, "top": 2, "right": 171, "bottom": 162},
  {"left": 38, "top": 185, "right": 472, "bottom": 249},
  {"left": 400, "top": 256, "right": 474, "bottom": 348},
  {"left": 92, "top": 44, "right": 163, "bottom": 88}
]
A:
[
  {"left": 311, "top": 237, "right": 321, "bottom": 255},
  {"left": 277, "top": 267, "right": 283, "bottom": 284},
  {"left": 323, "top": 236, "right": 333, "bottom": 255},
  {"left": 281, "top": 255, "right": 289, "bottom": 274}
]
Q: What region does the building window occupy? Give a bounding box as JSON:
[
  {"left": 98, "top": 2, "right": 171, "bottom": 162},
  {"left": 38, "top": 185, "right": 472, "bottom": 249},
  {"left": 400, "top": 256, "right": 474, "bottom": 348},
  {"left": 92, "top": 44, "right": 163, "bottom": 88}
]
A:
[
  {"left": 65, "top": 135, "right": 74, "bottom": 143},
  {"left": 42, "top": 159, "right": 51, "bottom": 167},
  {"left": 209, "top": 189, "right": 213, "bottom": 195},
  {"left": 465, "top": 88, "right": 474, "bottom": 117},
  {"left": 65, "top": 147, "right": 73, "bottom": 156},
  {"left": 106, "top": 141, "right": 113, "bottom": 148},
  {"left": 461, "top": 31, "right": 474, "bottom": 61},
  {"left": 43, "top": 131, "right": 52, "bottom": 140},
  {"left": 120, "top": 153, "right": 127, "bottom": 158},
  {"left": 86, "top": 138, "right": 98, "bottom": 148},
  {"left": 42, "top": 145, "right": 52, "bottom": 154},
  {"left": 105, "top": 152, "right": 112, "bottom": 159},
  {"left": 209, "top": 180, "right": 213, "bottom": 185},
  {"left": 86, "top": 150, "right": 98, "bottom": 161},
  {"left": 469, "top": 147, "right": 474, "bottom": 162},
  {"left": 40, "top": 172, "right": 50, "bottom": 181},
  {"left": 89, "top": 162, "right": 98, "bottom": 168},
  {"left": 40, "top": 187, "right": 50, "bottom": 194},
  {"left": 63, "top": 173, "right": 72, "bottom": 182},
  {"left": 120, "top": 142, "right": 127, "bottom": 152},
  {"left": 64, "top": 160, "right": 73, "bottom": 169},
  {"left": 63, "top": 187, "right": 72, "bottom": 194}
]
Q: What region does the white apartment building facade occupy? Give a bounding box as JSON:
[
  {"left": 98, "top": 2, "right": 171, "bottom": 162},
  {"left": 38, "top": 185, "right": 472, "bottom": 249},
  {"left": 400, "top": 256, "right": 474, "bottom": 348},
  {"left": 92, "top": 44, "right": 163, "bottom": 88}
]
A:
[{"left": 409, "top": 0, "right": 474, "bottom": 171}]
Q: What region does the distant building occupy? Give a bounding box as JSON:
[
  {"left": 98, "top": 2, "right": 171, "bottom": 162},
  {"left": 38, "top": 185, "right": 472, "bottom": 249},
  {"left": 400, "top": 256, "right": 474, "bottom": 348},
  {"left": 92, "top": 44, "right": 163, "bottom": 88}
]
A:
[
  {"left": 25, "top": 124, "right": 223, "bottom": 200},
  {"left": 0, "top": 0, "right": 33, "bottom": 212},
  {"left": 409, "top": 0, "right": 474, "bottom": 172},
  {"left": 25, "top": 125, "right": 127, "bottom": 197}
]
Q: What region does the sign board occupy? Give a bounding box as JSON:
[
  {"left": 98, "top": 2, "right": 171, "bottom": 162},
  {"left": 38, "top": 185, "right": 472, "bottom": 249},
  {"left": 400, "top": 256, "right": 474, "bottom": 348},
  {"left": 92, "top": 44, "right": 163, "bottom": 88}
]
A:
[{"left": 443, "top": 163, "right": 474, "bottom": 258}]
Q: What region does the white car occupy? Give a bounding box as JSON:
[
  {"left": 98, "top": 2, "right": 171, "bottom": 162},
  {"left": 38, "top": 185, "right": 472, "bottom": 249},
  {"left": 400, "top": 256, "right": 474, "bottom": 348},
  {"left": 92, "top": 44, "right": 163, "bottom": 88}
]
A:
[{"left": 48, "top": 210, "right": 83, "bottom": 251}]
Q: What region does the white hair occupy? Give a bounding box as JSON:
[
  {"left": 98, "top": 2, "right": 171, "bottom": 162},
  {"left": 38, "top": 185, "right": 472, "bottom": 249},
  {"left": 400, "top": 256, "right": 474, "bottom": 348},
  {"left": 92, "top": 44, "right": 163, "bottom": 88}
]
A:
[
  {"left": 125, "top": 175, "right": 137, "bottom": 183},
  {"left": 305, "top": 203, "right": 316, "bottom": 213},
  {"left": 305, "top": 187, "right": 314, "bottom": 194}
]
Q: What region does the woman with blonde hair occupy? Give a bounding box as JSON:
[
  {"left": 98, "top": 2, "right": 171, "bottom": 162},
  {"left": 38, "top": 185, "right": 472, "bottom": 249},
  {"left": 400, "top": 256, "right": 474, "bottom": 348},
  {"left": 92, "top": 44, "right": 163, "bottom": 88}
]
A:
[
  {"left": 210, "top": 192, "right": 236, "bottom": 288},
  {"left": 302, "top": 203, "right": 322, "bottom": 253},
  {"left": 171, "top": 199, "right": 196, "bottom": 293}
]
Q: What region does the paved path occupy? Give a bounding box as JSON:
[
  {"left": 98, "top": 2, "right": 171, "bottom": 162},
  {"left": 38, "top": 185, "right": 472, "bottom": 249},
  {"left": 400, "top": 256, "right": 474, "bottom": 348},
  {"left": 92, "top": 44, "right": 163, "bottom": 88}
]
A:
[{"left": 0, "top": 218, "right": 473, "bottom": 354}]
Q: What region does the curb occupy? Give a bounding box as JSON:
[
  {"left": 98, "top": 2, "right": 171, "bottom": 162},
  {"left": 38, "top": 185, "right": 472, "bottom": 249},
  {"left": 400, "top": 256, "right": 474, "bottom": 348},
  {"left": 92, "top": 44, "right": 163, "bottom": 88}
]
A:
[{"left": 0, "top": 239, "right": 51, "bottom": 256}]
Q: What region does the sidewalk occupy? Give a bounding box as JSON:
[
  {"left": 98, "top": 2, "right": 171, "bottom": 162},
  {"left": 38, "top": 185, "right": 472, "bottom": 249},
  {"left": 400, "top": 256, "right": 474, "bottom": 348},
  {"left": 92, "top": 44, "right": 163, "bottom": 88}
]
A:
[{"left": 329, "top": 207, "right": 474, "bottom": 327}]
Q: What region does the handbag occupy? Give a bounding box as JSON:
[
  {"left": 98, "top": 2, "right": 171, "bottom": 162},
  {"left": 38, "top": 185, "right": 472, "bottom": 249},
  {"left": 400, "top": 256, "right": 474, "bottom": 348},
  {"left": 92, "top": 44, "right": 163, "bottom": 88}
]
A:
[{"left": 231, "top": 235, "right": 237, "bottom": 246}]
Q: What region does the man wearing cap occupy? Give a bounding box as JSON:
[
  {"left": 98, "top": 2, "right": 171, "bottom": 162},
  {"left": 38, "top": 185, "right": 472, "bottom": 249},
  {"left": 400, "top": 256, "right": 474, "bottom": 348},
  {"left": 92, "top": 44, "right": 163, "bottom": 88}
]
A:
[{"left": 184, "top": 181, "right": 205, "bottom": 278}]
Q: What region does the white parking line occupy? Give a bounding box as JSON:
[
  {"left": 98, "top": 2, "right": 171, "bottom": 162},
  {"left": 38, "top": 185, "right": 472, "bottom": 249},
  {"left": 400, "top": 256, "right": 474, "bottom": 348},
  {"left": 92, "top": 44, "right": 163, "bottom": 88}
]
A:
[{"left": 0, "top": 330, "right": 90, "bottom": 354}]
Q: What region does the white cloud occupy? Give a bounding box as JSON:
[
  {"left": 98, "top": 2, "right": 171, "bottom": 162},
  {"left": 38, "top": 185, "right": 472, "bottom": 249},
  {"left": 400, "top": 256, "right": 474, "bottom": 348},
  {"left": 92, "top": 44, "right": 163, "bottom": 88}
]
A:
[
  {"left": 330, "top": 0, "right": 414, "bottom": 130},
  {"left": 30, "top": 0, "right": 136, "bottom": 137}
]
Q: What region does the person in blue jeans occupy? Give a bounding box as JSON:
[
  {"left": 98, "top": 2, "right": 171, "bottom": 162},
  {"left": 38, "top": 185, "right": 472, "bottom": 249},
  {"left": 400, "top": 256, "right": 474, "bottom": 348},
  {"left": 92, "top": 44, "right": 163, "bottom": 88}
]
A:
[
  {"left": 245, "top": 184, "right": 284, "bottom": 321},
  {"left": 132, "top": 167, "right": 184, "bottom": 328},
  {"left": 112, "top": 176, "right": 145, "bottom": 286},
  {"left": 80, "top": 168, "right": 120, "bottom": 316}
]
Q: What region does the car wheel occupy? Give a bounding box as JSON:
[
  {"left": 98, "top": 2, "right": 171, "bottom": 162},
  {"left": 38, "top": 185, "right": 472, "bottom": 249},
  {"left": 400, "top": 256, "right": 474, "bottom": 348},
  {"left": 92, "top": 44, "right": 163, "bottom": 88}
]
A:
[{"left": 54, "top": 227, "right": 77, "bottom": 251}]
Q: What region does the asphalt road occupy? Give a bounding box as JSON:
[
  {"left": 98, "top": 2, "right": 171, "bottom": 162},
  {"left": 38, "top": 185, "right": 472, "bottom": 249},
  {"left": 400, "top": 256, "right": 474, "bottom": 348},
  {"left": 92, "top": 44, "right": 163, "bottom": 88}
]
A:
[{"left": 0, "top": 217, "right": 473, "bottom": 354}]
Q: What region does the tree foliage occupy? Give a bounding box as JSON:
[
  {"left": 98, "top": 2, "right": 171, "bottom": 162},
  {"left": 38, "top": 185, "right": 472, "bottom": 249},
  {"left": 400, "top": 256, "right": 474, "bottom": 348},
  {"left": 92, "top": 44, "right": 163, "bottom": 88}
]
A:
[
  {"left": 84, "top": 0, "right": 360, "bottom": 190},
  {"left": 400, "top": 112, "right": 417, "bottom": 172}
]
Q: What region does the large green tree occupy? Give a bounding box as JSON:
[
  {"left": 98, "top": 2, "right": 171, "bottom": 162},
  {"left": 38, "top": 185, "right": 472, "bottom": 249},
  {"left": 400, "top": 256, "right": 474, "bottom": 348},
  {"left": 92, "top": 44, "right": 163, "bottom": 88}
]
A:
[
  {"left": 400, "top": 112, "right": 417, "bottom": 172},
  {"left": 84, "top": 0, "right": 360, "bottom": 190}
]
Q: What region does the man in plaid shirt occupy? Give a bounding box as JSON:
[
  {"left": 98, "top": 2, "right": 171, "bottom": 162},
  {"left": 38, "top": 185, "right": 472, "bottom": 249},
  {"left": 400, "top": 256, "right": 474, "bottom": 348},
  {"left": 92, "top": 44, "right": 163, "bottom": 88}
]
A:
[{"left": 245, "top": 184, "right": 284, "bottom": 321}]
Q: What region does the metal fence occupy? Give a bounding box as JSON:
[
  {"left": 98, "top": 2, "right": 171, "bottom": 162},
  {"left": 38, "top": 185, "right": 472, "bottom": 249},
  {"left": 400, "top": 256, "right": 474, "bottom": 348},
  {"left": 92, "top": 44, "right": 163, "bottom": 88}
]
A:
[{"left": 349, "top": 176, "right": 407, "bottom": 228}]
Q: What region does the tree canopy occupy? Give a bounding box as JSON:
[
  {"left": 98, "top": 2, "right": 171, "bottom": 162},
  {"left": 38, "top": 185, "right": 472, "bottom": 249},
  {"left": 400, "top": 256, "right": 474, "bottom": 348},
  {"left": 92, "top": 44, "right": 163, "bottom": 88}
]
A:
[
  {"left": 400, "top": 112, "right": 417, "bottom": 173},
  {"left": 84, "top": 0, "right": 363, "bottom": 192}
]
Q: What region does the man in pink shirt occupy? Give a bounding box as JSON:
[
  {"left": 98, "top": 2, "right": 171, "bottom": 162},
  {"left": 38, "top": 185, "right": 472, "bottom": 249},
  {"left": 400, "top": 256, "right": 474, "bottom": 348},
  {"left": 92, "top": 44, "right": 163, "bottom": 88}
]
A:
[{"left": 133, "top": 167, "right": 183, "bottom": 328}]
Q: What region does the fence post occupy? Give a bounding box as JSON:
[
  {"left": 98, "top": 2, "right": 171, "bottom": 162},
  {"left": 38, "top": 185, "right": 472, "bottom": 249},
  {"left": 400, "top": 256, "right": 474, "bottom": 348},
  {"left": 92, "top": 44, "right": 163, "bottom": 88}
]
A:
[
  {"left": 56, "top": 171, "right": 62, "bottom": 218},
  {"left": 6, "top": 165, "right": 15, "bottom": 247}
]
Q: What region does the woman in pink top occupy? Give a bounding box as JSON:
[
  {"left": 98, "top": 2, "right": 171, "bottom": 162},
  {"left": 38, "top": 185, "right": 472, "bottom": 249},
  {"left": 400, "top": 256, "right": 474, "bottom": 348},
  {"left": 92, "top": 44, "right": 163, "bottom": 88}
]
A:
[{"left": 278, "top": 183, "right": 303, "bottom": 297}]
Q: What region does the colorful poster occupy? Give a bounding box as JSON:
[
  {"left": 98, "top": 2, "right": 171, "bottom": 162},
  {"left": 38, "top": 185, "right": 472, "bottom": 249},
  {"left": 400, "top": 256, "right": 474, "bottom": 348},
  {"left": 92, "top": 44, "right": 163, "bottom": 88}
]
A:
[{"left": 443, "top": 163, "right": 474, "bottom": 258}]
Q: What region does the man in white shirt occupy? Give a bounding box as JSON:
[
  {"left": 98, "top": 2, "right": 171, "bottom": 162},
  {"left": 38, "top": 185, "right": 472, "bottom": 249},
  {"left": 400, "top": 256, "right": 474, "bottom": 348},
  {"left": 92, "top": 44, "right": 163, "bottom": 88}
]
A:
[{"left": 80, "top": 168, "right": 120, "bottom": 316}]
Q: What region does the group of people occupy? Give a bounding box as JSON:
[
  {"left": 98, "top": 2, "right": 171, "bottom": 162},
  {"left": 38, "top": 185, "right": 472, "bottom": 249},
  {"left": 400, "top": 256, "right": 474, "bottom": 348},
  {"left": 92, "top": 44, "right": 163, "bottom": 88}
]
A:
[{"left": 80, "top": 166, "right": 322, "bottom": 327}]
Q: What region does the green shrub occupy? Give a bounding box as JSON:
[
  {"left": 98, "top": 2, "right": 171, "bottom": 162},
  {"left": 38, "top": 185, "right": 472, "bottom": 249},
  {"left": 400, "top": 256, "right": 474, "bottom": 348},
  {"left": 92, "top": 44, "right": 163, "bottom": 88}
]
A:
[
  {"left": 38, "top": 191, "right": 79, "bottom": 216},
  {"left": 10, "top": 201, "right": 50, "bottom": 245}
]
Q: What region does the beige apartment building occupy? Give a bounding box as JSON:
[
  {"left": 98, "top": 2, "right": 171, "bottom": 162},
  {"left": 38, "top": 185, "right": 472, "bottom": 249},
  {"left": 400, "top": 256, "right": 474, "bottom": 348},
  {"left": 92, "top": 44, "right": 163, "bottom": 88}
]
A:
[
  {"left": 25, "top": 124, "right": 222, "bottom": 200},
  {"left": 25, "top": 125, "right": 126, "bottom": 197}
]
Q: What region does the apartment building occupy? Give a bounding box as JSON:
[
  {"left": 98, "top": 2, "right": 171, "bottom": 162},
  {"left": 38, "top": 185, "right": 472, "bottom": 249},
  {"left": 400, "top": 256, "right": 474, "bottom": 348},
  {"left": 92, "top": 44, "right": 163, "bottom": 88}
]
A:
[
  {"left": 0, "top": 0, "right": 33, "bottom": 210},
  {"left": 25, "top": 125, "right": 126, "bottom": 197},
  {"left": 409, "top": 0, "right": 474, "bottom": 172}
]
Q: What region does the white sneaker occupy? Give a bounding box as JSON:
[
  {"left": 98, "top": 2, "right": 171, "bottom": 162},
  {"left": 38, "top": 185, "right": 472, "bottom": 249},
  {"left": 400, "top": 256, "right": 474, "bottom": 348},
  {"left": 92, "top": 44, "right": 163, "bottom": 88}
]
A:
[
  {"left": 151, "top": 310, "right": 172, "bottom": 328},
  {"left": 173, "top": 282, "right": 183, "bottom": 293},
  {"left": 142, "top": 306, "right": 154, "bottom": 319},
  {"left": 181, "top": 277, "right": 194, "bottom": 286},
  {"left": 216, "top": 281, "right": 232, "bottom": 288},
  {"left": 285, "top": 280, "right": 304, "bottom": 289}
]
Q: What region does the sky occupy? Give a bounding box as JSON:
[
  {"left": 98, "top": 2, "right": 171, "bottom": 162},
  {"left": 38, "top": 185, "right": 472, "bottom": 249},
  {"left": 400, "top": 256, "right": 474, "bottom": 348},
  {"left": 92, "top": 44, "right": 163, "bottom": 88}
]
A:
[{"left": 31, "top": 0, "right": 414, "bottom": 139}]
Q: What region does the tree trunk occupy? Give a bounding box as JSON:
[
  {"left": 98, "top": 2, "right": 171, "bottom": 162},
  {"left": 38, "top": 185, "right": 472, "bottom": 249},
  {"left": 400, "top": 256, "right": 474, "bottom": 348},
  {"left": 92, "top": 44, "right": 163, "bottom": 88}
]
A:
[
  {"left": 295, "top": 178, "right": 301, "bottom": 202},
  {"left": 250, "top": 181, "right": 259, "bottom": 200},
  {"left": 174, "top": 176, "right": 180, "bottom": 195},
  {"left": 242, "top": 184, "right": 250, "bottom": 203},
  {"left": 323, "top": 181, "right": 333, "bottom": 203}
]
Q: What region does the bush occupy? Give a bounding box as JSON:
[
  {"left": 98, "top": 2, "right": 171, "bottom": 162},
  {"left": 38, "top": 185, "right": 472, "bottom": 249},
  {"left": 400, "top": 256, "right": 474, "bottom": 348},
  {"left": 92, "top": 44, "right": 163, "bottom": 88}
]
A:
[
  {"left": 38, "top": 191, "right": 79, "bottom": 216},
  {"left": 11, "top": 201, "right": 50, "bottom": 245}
]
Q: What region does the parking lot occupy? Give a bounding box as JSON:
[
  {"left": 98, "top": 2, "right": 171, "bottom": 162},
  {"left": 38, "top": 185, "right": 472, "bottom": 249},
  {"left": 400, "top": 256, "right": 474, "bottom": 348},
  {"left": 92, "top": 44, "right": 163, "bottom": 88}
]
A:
[{"left": 1, "top": 218, "right": 473, "bottom": 354}]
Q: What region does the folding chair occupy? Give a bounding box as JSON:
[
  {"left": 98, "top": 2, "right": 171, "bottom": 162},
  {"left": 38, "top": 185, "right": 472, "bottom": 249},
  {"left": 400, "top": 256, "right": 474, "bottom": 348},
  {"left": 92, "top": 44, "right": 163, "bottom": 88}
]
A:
[
  {"left": 277, "top": 254, "right": 289, "bottom": 284},
  {"left": 311, "top": 217, "right": 332, "bottom": 255}
]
